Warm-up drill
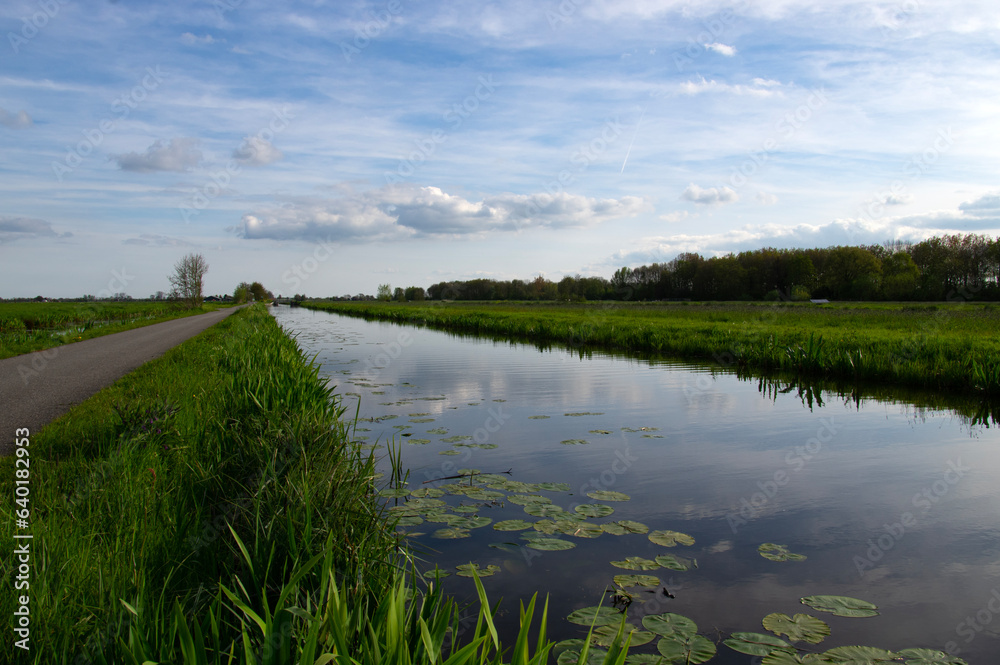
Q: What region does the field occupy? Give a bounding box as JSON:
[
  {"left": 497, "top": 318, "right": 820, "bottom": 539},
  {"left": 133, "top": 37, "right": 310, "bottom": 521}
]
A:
[
  {"left": 0, "top": 301, "right": 229, "bottom": 360},
  {"left": 301, "top": 300, "right": 1000, "bottom": 396}
]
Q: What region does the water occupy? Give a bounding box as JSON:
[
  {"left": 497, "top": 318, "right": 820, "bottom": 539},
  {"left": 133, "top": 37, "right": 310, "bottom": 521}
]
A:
[{"left": 272, "top": 305, "right": 1000, "bottom": 662}]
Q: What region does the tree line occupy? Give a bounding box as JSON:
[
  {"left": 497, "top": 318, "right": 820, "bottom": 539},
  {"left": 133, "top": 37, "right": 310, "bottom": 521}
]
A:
[{"left": 415, "top": 233, "right": 1000, "bottom": 302}]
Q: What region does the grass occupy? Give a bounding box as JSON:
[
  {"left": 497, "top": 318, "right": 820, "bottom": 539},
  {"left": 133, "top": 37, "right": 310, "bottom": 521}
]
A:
[
  {"left": 299, "top": 300, "right": 1000, "bottom": 396},
  {"left": 0, "top": 304, "right": 630, "bottom": 664},
  {"left": 0, "top": 301, "right": 233, "bottom": 360}
]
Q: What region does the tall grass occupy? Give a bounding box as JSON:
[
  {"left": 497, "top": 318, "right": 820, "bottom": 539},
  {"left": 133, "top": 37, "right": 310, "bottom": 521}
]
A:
[
  {"left": 0, "top": 304, "right": 629, "bottom": 663},
  {"left": 301, "top": 300, "right": 1000, "bottom": 396}
]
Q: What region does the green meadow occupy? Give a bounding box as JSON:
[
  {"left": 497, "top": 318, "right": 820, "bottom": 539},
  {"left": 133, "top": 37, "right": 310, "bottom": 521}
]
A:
[{"left": 300, "top": 300, "right": 1000, "bottom": 396}]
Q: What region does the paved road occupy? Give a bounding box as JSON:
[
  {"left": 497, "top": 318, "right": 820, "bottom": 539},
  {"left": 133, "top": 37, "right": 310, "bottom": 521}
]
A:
[{"left": 0, "top": 307, "right": 243, "bottom": 456}]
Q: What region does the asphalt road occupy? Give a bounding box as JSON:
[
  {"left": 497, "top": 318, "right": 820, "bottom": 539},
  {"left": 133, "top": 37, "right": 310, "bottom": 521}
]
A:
[{"left": 0, "top": 306, "right": 242, "bottom": 456}]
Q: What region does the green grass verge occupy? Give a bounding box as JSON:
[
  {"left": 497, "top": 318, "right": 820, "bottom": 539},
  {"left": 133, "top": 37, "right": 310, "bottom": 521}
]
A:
[
  {"left": 0, "top": 301, "right": 235, "bottom": 360},
  {"left": 300, "top": 300, "right": 1000, "bottom": 396},
  {"left": 0, "top": 304, "right": 626, "bottom": 664}
]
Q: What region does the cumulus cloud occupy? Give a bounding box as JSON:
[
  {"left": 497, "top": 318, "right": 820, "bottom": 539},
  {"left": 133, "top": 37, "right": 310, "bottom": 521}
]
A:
[
  {"left": 682, "top": 183, "right": 739, "bottom": 205},
  {"left": 958, "top": 191, "right": 1000, "bottom": 216},
  {"left": 704, "top": 42, "right": 736, "bottom": 56},
  {"left": 122, "top": 233, "right": 195, "bottom": 247},
  {"left": 0, "top": 108, "right": 32, "bottom": 128},
  {"left": 233, "top": 136, "right": 283, "bottom": 166},
  {"left": 0, "top": 216, "right": 60, "bottom": 243},
  {"left": 233, "top": 185, "right": 649, "bottom": 242},
  {"left": 113, "top": 138, "right": 202, "bottom": 173}
]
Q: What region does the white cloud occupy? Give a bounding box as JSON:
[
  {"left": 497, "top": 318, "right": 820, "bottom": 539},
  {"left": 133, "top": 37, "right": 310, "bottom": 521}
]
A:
[
  {"left": 0, "top": 216, "right": 58, "bottom": 243},
  {"left": 679, "top": 76, "right": 782, "bottom": 98},
  {"left": 959, "top": 191, "right": 1000, "bottom": 216},
  {"left": 682, "top": 183, "right": 739, "bottom": 205},
  {"left": 233, "top": 185, "right": 649, "bottom": 242},
  {"left": 180, "top": 32, "right": 216, "bottom": 45},
  {"left": 233, "top": 136, "right": 284, "bottom": 166},
  {"left": 756, "top": 191, "right": 779, "bottom": 205},
  {"left": 122, "top": 233, "right": 195, "bottom": 247},
  {"left": 660, "top": 211, "right": 690, "bottom": 222},
  {"left": 0, "top": 108, "right": 32, "bottom": 128},
  {"left": 113, "top": 138, "right": 203, "bottom": 173},
  {"left": 704, "top": 42, "right": 736, "bottom": 56}
]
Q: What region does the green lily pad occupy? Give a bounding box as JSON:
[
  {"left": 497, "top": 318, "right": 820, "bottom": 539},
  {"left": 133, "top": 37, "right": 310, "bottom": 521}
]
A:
[
  {"left": 406, "top": 497, "right": 446, "bottom": 509},
  {"left": 648, "top": 530, "right": 695, "bottom": 547},
  {"left": 614, "top": 574, "right": 661, "bottom": 588},
  {"left": 532, "top": 519, "right": 561, "bottom": 535},
  {"left": 438, "top": 450, "right": 461, "bottom": 456},
  {"left": 566, "top": 606, "right": 622, "bottom": 627},
  {"left": 565, "top": 412, "right": 604, "bottom": 416},
  {"left": 654, "top": 554, "right": 694, "bottom": 571},
  {"left": 528, "top": 415, "right": 550, "bottom": 419},
  {"left": 656, "top": 635, "right": 716, "bottom": 664},
  {"left": 464, "top": 489, "right": 504, "bottom": 501},
  {"left": 409, "top": 418, "right": 435, "bottom": 423},
  {"left": 560, "top": 439, "right": 590, "bottom": 445},
  {"left": 409, "top": 488, "right": 445, "bottom": 498},
  {"left": 525, "top": 538, "right": 576, "bottom": 551},
  {"left": 761, "top": 613, "right": 830, "bottom": 644},
  {"left": 455, "top": 563, "right": 500, "bottom": 578},
  {"left": 525, "top": 503, "right": 565, "bottom": 517},
  {"left": 586, "top": 490, "right": 631, "bottom": 501},
  {"left": 488, "top": 542, "right": 521, "bottom": 552},
  {"left": 761, "top": 652, "right": 805, "bottom": 665},
  {"left": 452, "top": 505, "right": 481, "bottom": 514},
  {"left": 641, "top": 613, "right": 697, "bottom": 639},
  {"left": 432, "top": 527, "right": 470, "bottom": 539},
  {"left": 537, "top": 482, "right": 572, "bottom": 492},
  {"left": 424, "top": 513, "right": 464, "bottom": 525},
  {"left": 494, "top": 519, "right": 534, "bottom": 531},
  {"left": 602, "top": 520, "right": 650, "bottom": 536},
  {"left": 394, "top": 515, "right": 423, "bottom": 527},
  {"left": 624, "top": 656, "right": 670, "bottom": 664},
  {"left": 427, "top": 427, "right": 448, "bottom": 434},
  {"left": 611, "top": 556, "right": 660, "bottom": 571},
  {"left": 441, "top": 435, "right": 472, "bottom": 443},
  {"left": 759, "top": 543, "right": 807, "bottom": 562},
  {"left": 452, "top": 515, "right": 491, "bottom": 529},
  {"left": 800, "top": 595, "right": 879, "bottom": 618},
  {"left": 507, "top": 494, "right": 551, "bottom": 506},
  {"left": 561, "top": 522, "right": 604, "bottom": 538},
  {"left": 557, "top": 648, "right": 608, "bottom": 665},
  {"left": 378, "top": 487, "right": 410, "bottom": 498},
  {"left": 591, "top": 624, "right": 656, "bottom": 648},
  {"left": 816, "top": 646, "right": 897, "bottom": 663},
  {"left": 407, "top": 438, "right": 431, "bottom": 445},
  {"left": 894, "top": 648, "right": 969, "bottom": 665},
  {"left": 575, "top": 504, "right": 615, "bottom": 518},
  {"left": 723, "top": 632, "right": 793, "bottom": 656}
]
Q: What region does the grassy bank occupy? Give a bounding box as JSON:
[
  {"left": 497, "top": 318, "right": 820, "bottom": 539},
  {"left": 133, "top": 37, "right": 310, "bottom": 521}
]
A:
[
  {"left": 0, "top": 301, "right": 233, "bottom": 360},
  {"left": 300, "top": 300, "right": 1000, "bottom": 396},
  {"left": 0, "top": 304, "right": 580, "bottom": 663}
]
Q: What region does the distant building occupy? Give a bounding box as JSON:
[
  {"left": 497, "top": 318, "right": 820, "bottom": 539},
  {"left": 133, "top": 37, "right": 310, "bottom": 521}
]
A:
[{"left": 810, "top": 299, "right": 830, "bottom": 304}]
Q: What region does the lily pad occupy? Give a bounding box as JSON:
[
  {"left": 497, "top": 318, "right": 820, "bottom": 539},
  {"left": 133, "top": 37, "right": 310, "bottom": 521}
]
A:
[
  {"left": 525, "top": 537, "right": 576, "bottom": 551},
  {"left": 427, "top": 427, "right": 448, "bottom": 434},
  {"left": 452, "top": 515, "right": 491, "bottom": 529},
  {"left": 602, "top": 520, "right": 650, "bottom": 536},
  {"left": 394, "top": 515, "right": 423, "bottom": 527},
  {"left": 407, "top": 438, "right": 431, "bottom": 445},
  {"left": 561, "top": 522, "right": 604, "bottom": 538},
  {"left": 654, "top": 554, "right": 694, "bottom": 571},
  {"left": 894, "top": 648, "right": 969, "bottom": 665},
  {"left": 657, "top": 635, "right": 716, "bottom": 663},
  {"left": 451, "top": 505, "right": 481, "bottom": 514},
  {"left": 566, "top": 606, "right": 622, "bottom": 627},
  {"left": 464, "top": 489, "right": 504, "bottom": 501},
  {"left": 494, "top": 519, "right": 534, "bottom": 531},
  {"left": 800, "top": 595, "right": 879, "bottom": 618},
  {"left": 507, "top": 494, "right": 552, "bottom": 506},
  {"left": 762, "top": 613, "right": 830, "bottom": 644},
  {"left": 441, "top": 435, "right": 472, "bottom": 443},
  {"left": 409, "top": 418, "right": 435, "bottom": 423},
  {"left": 378, "top": 488, "right": 410, "bottom": 498},
  {"left": 575, "top": 504, "right": 615, "bottom": 518},
  {"left": 641, "top": 613, "right": 697, "bottom": 639},
  {"left": 815, "top": 646, "right": 897, "bottom": 663},
  {"left": 524, "top": 503, "right": 565, "bottom": 517},
  {"left": 438, "top": 450, "right": 461, "bottom": 456},
  {"left": 613, "top": 574, "right": 661, "bottom": 588},
  {"left": 455, "top": 563, "right": 500, "bottom": 578},
  {"left": 591, "top": 624, "right": 656, "bottom": 648},
  {"left": 611, "top": 556, "right": 660, "bottom": 571},
  {"left": 648, "top": 530, "right": 695, "bottom": 547},
  {"left": 532, "top": 519, "right": 561, "bottom": 535},
  {"left": 759, "top": 543, "right": 807, "bottom": 562},
  {"left": 723, "top": 632, "right": 793, "bottom": 656},
  {"left": 560, "top": 439, "right": 590, "bottom": 445},
  {"left": 537, "top": 482, "right": 572, "bottom": 492},
  {"left": 557, "top": 648, "right": 608, "bottom": 665},
  {"left": 586, "top": 490, "right": 631, "bottom": 501},
  {"left": 432, "top": 527, "right": 470, "bottom": 539},
  {"left": 488, "top": 542, "right": 521, "bottom": 552},
  {"left": 528, "top": 415, "right": 550, "bottom": 419},
  {"left": 565, "top": 412, "right": 604, "bottom": 416},
  {"left": 589, "top": 429, "right": 614, "bottom": 435}
]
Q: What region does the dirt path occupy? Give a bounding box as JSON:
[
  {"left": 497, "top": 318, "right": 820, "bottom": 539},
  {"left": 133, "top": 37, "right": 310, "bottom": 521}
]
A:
[{"left": 0, "top": 306, "right": 242, "bottom": 455}]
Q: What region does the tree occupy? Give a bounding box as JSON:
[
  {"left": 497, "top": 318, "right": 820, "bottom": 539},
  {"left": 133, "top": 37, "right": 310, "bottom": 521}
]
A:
[
  {"left": 377, "top": 284, "right": 392, "bottom": 301},
  {"left": 249, "top": 281, "right": 272, "bottom": 302},
  {"left": 233, "top": 282, "right": 251, "bottom": 304},
  {"left": 169, "top": 253, "right": 208, "bottom": 308}
]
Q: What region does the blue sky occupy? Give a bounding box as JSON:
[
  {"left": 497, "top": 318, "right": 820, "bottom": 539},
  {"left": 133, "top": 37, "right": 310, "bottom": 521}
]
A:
[{"left": 2, "top": 0, "right": 999, "bottom": 298}]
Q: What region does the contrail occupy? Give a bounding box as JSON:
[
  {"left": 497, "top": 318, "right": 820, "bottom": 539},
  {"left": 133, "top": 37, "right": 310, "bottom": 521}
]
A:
[{"left": 620, "top": 105, "right": 647, "bottom": 174}]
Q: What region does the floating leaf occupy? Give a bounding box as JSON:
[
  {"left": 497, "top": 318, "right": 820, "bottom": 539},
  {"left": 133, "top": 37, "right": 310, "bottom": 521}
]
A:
[
  {"left": 759, "top": 543, "right": 807, "bottom": 562},
  {"left": 625, "top": 656, "right": 669, "bottom": 664},
  {"left": 566, "top": 606, "right": 622, "bottom": 627},
  {"left": 488, "top": 542, "right": 521, "bottom": 552},
  {"left": 507, "top": 494, "right": 551, "bottom": 506},
  {"left": 537, "top": 482, "right": 571, "bottom": 492},
  {"left": 438, "top": 450, "right": 461, "bottom": 456},
  {"left": 532, "top": 519, "right": 561, "bottom": 535},
  {"left": 452, "top": 515, "right": 491, "bottom": 529},
  {"left": 378, "top": 488, "right": 410, "bottom": 498},
  {"left": 575, "top": 504, "right": 615, "bottom": 518},
  {"left": 464, "top": 489, "right": 504, "bottom": 501},
  {"left": 525, "top": 538, "right": 576, "bottom": 551},
  {"left": 553, "top": 639, "right": 587, "bottom": 655},
  {"left": 800, "top": 595, "right": 879, "bottom": 618},
  {"left": 760, "top": 652, "right": 804, "bottom": 665},
  {"left": 723, "top": 632, "right": 793, "bottom": 656},
  {"left": 654, "top": 554, "right": 694, "bottom": 571},
  {"left": 560, "top": 439, "right": 590, "bottom": 445},
  {"left": 565, "top": 412, "right": 604, "bottom": 416},
  {"left": 762, "top": 613, "right": 830, "bottom": 644},
  {"left": 427, "top": 427, "right": 449, "bottom": 434},
  {"left": 816, "top": 646, "right": 897, "bottom": 663},
  {"left": 614, "top": 574, "right": 661, "bottom": 588},
  {"left": 641, "top": 434, "right": 664, "bottom": 438},
  {"left": 894, "top": 648, "right": 969, "bottom": 665},
  {"left": 602, "top": 520, "right": 650, "bottom": 536},
  {"left": 424, "top": 514, "right": 464, "bottom": 525},
  {"left": 455, "top": 563, "right": 500, "bottom": 578},
  {"left": 586, "top": 490, "right": 631, "bottom": 501},
  {"left": 561, "top": 522, "right": 604, "bottom": 538},
  {"left": 557, "top": 649, "right": 608, "bottom": 665},
  {"left": 494, "top": 519, "right": 534, "bottom": 531},
  {"left": 407, "top": 438, "right": 431, "bottom": 445},
  {"left": 528, "top": 415, "right": 550, "bottom": 419},
  {"left": 452, "top": 505, "right": 481, "bottom": 514},
  {"left": 611, "top": 556, "right": 660, "bottom": 571},
  {"left": 407, "top": 498, "right": 447, "bottom": 509},
  {"left": 656, "top": 635, "right": 716, "bottom": 664},
  {"left": 649, "top": 530, "right": 695, "bottom": 547},
  {"left": 641, "top": 613, "right": 697, "bottom": 639},
  {"left": 441, "top": 435, "right": 472, "bottom": 443},
  {"left": 432, "top": 527, "right": 470, "bottom": 539},
  {"left": 591, "top": 624, "right": 656, "bottom": 648},
  {"left": 409, "top": 487, "right": 445, "bottom": 499},
  {"left": 394, "top": 515, "right": 423, "bottom": 527},
  {"left": 409, "top": 418, "right": 435, "bottom": 423},
  {"left": 524, "top": 503, "right": 565, "bottom": 517}
]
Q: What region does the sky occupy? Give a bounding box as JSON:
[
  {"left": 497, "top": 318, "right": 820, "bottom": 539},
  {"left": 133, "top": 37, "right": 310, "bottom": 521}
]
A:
[{"left": 2, "top": 0, "right": 1000, "bottom": 299}]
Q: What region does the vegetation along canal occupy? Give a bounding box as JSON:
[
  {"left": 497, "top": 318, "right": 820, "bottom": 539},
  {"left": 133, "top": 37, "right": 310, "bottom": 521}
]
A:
[{"left": 273, "top": 304, "right": 1000, "bottom": 663}]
